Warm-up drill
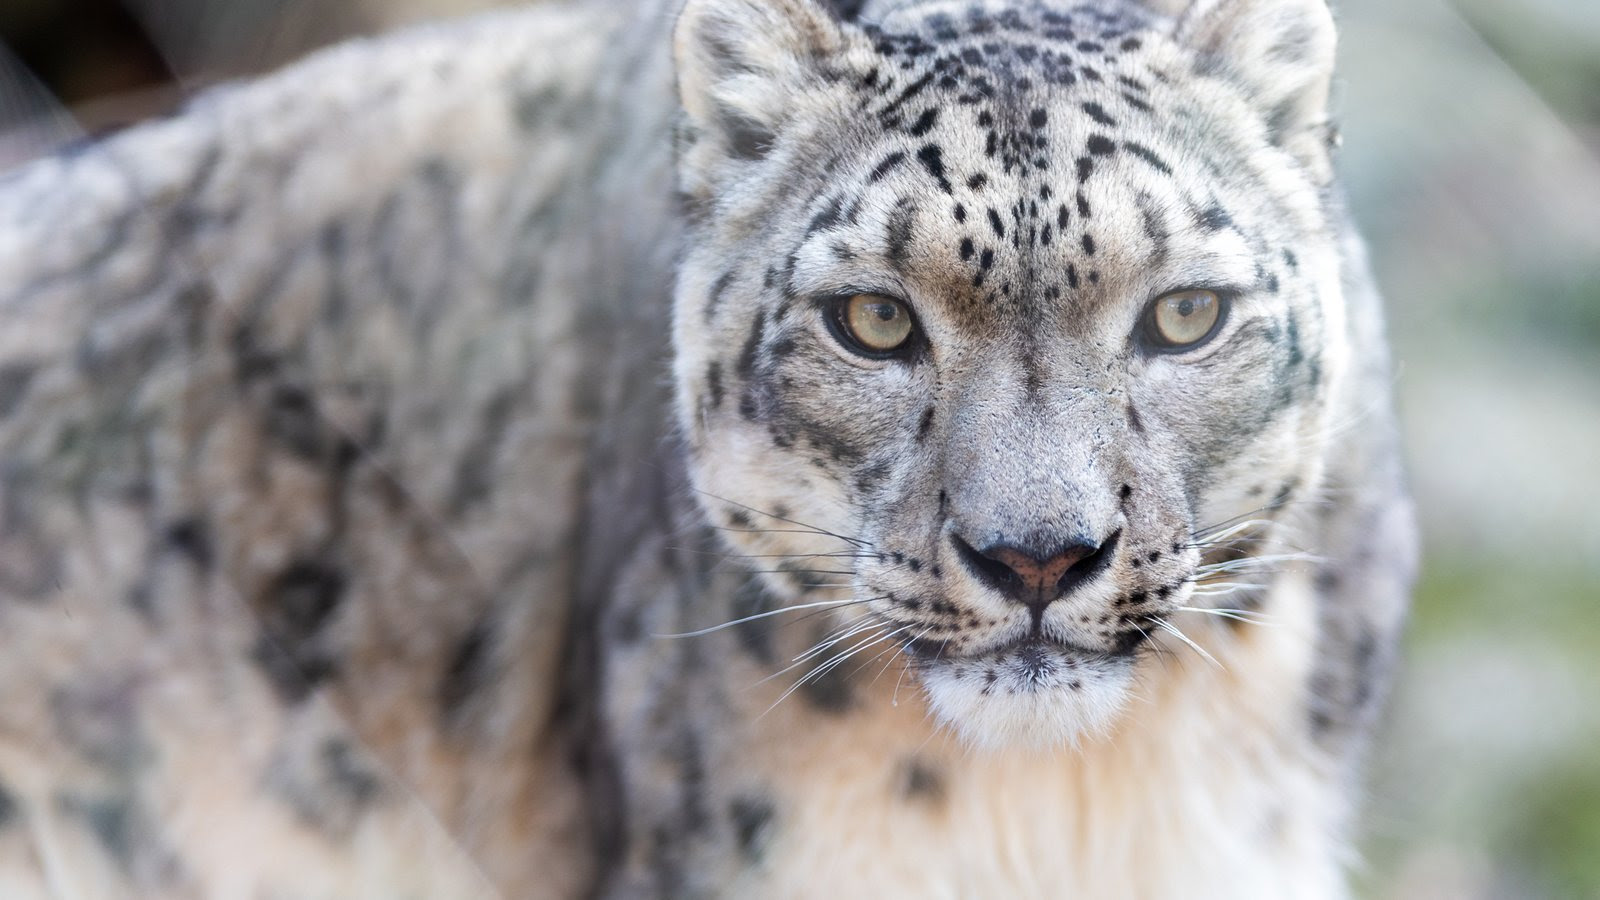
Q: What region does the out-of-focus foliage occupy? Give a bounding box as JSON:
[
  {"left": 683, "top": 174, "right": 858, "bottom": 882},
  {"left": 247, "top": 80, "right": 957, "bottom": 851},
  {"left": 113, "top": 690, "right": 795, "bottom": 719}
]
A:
[{"left": 1, "top": 0, "right": 1596, "bottom": 896}]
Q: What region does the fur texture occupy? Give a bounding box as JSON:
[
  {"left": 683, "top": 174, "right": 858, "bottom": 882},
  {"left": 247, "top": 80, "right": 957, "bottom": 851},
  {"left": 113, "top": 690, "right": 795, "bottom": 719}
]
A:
[{"left": 0, "top": 0, "right": 1414, "bottom": 896}]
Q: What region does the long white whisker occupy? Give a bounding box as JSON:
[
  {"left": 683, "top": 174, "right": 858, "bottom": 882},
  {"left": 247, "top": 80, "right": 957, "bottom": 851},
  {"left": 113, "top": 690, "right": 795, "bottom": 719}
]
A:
[
  {"left": 762, "top": 626, "right": 901, "bottom": 716},
  {"left": 792, "top": 616, "right": 884, "bottom": 665},
  {"left": 653, "top": 597, "right": 864, "bottom": 639},
  {"left": 1176, "top": 605, "right": 1277, "bottom": 627},
  {"left": 1154, "top": 617, "right": 1222, "bottom": 669}
]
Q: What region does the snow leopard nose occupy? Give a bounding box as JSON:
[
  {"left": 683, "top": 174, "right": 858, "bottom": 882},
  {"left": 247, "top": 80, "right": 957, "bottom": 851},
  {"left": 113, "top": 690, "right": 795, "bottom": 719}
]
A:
[{"left": 952, "top": 530, "right": 1121, "bottom": 612}]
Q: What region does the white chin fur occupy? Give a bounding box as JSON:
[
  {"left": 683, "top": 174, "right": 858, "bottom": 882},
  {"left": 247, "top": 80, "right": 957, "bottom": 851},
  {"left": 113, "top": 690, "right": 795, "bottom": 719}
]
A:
[{"left": 920, "top": 655, "right": 1135, "bottom": 752}]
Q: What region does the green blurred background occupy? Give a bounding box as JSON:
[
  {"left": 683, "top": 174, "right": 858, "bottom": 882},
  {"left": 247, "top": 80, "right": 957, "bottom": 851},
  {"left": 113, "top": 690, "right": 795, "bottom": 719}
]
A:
[{"left": 2, "top": 0, "right": 1597, "bottom": 895}]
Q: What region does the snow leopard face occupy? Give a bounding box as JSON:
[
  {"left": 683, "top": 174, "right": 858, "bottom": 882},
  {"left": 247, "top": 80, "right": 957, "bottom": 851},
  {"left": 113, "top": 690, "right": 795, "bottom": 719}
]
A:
[{"left": 672, "top": 0, "right": 1347, "bottom": 748}]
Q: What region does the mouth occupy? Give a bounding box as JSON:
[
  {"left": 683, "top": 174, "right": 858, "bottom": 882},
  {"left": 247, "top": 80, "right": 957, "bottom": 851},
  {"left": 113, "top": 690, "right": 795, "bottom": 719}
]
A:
[
  {"left": 907, "top": 625, "right": 1149, "bottom": 680},
  {"left": 902, "top": 629, "right": 1145, "bottom": 750}
]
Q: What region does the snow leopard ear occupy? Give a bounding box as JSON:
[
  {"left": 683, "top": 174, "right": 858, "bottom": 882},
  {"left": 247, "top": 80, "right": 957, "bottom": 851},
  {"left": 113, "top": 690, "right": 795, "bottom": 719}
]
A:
[
  {"left": 674, "top": 0, "right": 849, "bottom": 175},
  {"left": 1175, "top": 0, "right": 1339, "bottom": 179}
]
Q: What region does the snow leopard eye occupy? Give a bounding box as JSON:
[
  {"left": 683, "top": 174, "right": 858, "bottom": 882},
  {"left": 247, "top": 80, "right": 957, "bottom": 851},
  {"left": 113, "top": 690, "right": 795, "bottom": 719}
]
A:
[
  {"left": 1145, "top": 289, "right": 1225, "bottom": 350},
  {"left": 829, "top": 293, "right": 916, "bottom": 357}
]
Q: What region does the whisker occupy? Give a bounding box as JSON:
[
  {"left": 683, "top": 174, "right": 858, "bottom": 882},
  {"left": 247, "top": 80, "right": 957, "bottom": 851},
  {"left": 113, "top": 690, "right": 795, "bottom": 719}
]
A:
[
  {"left": 653, "top": 597, "right": 865, "bottom": 639},
  {"left": 1176, "top": 605, "right": 1276, "bottom": 627},
  {"left": 763, "top": 626, "right": 901, "bottom": 716},
  {"left": 792, "top": 616, "right": 885, "bottom": 665},
  {"left": 892, "top": 626, "right": 934, "bottom": 705},
  {"left": 693, "top": 489, "right": 873, "bottom": 548},
  {"left": 1152, "top": 617, "right": 1222, "bottom": 669},
  {"left": 1193, "top": 552, "right": 1321, "bottom": 574}
]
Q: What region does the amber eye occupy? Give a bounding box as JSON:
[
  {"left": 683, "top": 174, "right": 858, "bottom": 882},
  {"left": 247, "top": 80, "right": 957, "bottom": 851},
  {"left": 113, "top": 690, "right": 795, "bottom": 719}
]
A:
[
  {"left": 1146, "top": 289, "right": 1224, "bottom": 349},
  {"left": 832, "top": 293, "right": 916, "bottom": 356}
]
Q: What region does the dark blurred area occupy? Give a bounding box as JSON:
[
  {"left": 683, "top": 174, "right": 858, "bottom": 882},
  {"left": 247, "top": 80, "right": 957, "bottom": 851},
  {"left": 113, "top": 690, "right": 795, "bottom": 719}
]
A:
[
  {"left": 1, "top": 0, "right": 171, "bottom": 106},
  {"left": 1, "top": 0, "right": 1597, "bottom": 896}
]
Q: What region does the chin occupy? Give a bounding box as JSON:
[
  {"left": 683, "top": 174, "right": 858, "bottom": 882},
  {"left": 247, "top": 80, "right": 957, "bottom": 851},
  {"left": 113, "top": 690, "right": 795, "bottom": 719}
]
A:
[{"left": 918, "top": 640, "right": 1137, "bottom": 752}]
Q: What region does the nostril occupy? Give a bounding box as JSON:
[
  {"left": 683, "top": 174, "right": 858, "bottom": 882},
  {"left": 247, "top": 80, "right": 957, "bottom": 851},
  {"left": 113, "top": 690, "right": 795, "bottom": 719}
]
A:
[
  {"left": 952, "top": 534, "right": 1021, "bottom": 591},
  {"left": 951, "top": 528, "right": 1121, "bottom": 608},
  {"left": 1055, "top": 528, "right": 1120, "bottom": 595}
]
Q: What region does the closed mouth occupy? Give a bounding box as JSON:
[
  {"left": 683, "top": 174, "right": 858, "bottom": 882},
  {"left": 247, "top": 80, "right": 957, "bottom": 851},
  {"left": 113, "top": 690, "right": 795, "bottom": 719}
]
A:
[{"left": 907, "top": 627, "right": 1148, "bottom": 668}]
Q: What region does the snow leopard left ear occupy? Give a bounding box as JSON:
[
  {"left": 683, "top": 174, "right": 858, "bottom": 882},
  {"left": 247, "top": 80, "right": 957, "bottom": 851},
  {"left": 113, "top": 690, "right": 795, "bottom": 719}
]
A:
[
  {"left": 1175, "top": 0, "right": 1339, "bottom": 180},
  {"left": 674, "top": 0, "right": 851, "bottom": 191}
]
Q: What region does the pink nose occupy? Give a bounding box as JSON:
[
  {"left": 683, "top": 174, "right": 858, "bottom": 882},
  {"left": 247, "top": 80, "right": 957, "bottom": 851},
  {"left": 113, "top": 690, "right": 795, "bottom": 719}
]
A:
[{"left": 953, "top": 530, "right": 1120, "bottom": 611}]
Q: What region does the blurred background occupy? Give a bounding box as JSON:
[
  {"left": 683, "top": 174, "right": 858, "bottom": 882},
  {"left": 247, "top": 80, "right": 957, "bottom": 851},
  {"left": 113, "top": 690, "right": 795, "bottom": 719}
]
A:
[{"left": 1, "top": 0, "right": 1596, "bottom": 895}]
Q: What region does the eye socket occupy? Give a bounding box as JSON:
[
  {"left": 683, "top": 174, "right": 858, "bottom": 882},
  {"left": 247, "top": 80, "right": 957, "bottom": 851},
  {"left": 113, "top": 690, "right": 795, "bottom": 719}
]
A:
[
  {"left": 830, "top": 293, "right": 917, "bottom": 357},
  {"left": 1145, "top": 289, "right": 1225, "bottom": 350}
]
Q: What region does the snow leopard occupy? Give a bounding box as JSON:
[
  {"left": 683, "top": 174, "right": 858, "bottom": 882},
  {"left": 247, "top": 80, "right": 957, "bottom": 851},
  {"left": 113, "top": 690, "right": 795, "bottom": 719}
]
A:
[{"left": 0, "top": 0, "right": 1414, "bottom": 896}]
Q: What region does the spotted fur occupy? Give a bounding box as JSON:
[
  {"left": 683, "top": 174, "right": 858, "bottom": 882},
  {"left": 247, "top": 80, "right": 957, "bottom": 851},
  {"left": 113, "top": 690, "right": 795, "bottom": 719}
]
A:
[{"left": 0, "top": 0, "right": 1413, "bottom": 896}]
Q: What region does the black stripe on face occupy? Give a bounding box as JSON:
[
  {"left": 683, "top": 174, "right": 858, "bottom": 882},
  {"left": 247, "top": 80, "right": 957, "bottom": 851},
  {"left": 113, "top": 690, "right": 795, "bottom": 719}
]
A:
[
  {"left": 887, "top": 201, "right": 917, "bottom": 271},
  {"left": 736, "top": 309, "right": 767, "bottom": 421}
]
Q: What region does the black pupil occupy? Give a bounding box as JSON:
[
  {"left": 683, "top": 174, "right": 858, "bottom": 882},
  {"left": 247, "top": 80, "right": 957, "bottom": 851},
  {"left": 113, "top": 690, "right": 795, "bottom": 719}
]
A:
[
  {"left": 1176, "top": 297, "right": 1195, "bottom": 317},
  {"left": 870, "top": 303, "right": 896, "bottom": 322}
]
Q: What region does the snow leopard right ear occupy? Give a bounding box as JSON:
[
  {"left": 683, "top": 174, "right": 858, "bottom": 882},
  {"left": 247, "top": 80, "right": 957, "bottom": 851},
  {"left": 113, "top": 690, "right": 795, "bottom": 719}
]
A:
[
  {"left": 1175, "top": 0, "right": 1339, "bottom": 181},
  {"left": 674, "top": 0, "right": 852, "bottom": 183}
]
